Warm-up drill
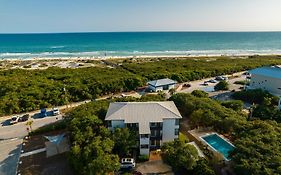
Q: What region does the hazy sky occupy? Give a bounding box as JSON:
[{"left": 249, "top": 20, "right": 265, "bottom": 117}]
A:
[{"left": 1, "top": 0, "right": 281, "bottom": 33}]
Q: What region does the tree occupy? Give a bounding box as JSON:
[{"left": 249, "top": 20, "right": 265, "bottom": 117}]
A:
[
  {"left": 169, "top": 88, "right": 176, "bottom": 95},
  {"left": 232, "top": 120, "right": 281, "bottom": 175},
  {"left": 232, "top": 89, "right": 277, "bottom": 105},
  {"left": 26, "top": 120, "right": 33, "bottom": 132},
  {"left": 214, "top": 80, "right": 229, "bottom": 91},
  {"left": 112, "top": 128, "right": 137, "bottom": 157},
  {"left": 162, "top": 139, "right": 199, "bottom": 171},
  {"left": 68, "top": 115, "right": 120, "bottom": 174},
  {"left": 190, "top": 158, "right": 216, "bottom": 175},
  {"left": 191, "top": 90, "right": 208, "bottom": 98},
  {"left": 221, "top": 100, "right": 243, "bottom": 111}
]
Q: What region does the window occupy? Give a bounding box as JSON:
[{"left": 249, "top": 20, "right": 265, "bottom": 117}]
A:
[
  {"left": 150, "top": 140, "right": 156, "bottom": 146},
  {"left": 151, "top": 130, "right": 157, "bottom": 137},
  {"left": 140, "top": 144, "right": 149, "bottom": 149},
  {"left": 107, "top": 121, "right": 112, "bottom": 127},
  {"left": 175, "top": 129, "right": 179, "bottom": 135},
  {"left": 175, "top": 119, "right": 179, "bottom": 126},
  {"left": 140, "top": 134, "right": 149, "bottom": 138},
  {"left": 150, "top": 122, "right": 162, "bottom": 128},
  {"left": 127, "top": 123, "right": 138, "bottom": 128}
]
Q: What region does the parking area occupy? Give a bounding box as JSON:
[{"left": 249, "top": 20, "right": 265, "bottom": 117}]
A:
[
  {"left": 178, "top": 72, "right": 246, "bottom": 97},
  {"left": 0, "top": 138, "right": 23, "bottom": 175},
  {"left": 136, "top": 160, "right": 173, "bottom": 175}
]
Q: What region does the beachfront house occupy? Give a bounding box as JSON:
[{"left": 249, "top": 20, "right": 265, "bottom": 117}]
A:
[
  {"left": 147, "top": 78, "right": 177, "bottom": 92},
  {"left": 248, "top": 66, "right": 281, "bottom": 109},
  {"left": 105, "top": 101, "right": 182, "bottom": 155}
]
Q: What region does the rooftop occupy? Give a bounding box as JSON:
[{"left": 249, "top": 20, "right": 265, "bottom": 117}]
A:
[
  {"left": 105, "top": 101, "right": 182, "bottom": 134},
  {"left": 147, "top": 78, "right": 176, "bottom": 87},
  {"left": 250, "top": 66, "right": 281, "bottom": 79}
]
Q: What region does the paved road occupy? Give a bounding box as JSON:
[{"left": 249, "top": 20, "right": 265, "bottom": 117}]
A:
[
  {"left": 0, "top": 100, "right": 91, "bottom": 124},
  {"left": 0, "top": 138, "right": 22, "bottom": 175},
  {"left": 0, "top": 115, "right": 63, "bottom": 140}
]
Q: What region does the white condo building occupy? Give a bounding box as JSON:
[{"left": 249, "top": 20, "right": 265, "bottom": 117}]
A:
[
  {"left": 105, "top": 101, "right": 182, "bottom": 155},
  {"left": 248, "top": 66, "right": 281, "bottom": 108}
]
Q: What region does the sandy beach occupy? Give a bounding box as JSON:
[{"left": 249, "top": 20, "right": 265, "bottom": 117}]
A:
[{"left": 0, "top": 54, "right": 280, "bottom": 70}]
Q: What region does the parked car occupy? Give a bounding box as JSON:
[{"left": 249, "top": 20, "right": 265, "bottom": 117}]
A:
[
  {"left": 10, "top": 116, "right": 19, "bottom": 125},
  {"left": 52, "top": 108, "right": 60, "bottom": 116},
  {"left": 222, "top": 76, "right": 228, "bottom": 80},
  {"left": 208, "top": 79, "right": 217, "bottom": 83},
  {"left": 18, "top": 114, "right": 29, "bottom": 122},
  {"left": 183, "top": 83, "right": 191, "bottom": 88},
  {"left": 215, "top": 76, "right": 228, "bottom": 81},
  {"left": 202, "top": 81, "right": 209, "bottom": 86},
  {"left": 120, "top": 158, "right": 136, "bottom": 169},
  {"left": 243, "top": 72, "right": 251, "bottom": 76},
  {"left": 40, "top": 108, "right": 48, "bottom": 118}
]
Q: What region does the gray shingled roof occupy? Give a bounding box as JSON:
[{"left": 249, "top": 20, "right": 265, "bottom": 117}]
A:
[
  {"left": 105, "top": 101, "right": 182, "bottom": 134},
  {"left": 250, "top": 66, "right": 281, "bottom": 80},
  {"left": 147, "top": 78, "right": 176, "bottom": 87}
]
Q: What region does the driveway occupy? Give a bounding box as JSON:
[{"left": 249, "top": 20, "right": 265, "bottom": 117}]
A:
[
  {"left": 136, "top": 160, "right": 174, "bottom": 175},
  {"left": 0, "top": 138, "right": 23, "bottom": 175}
]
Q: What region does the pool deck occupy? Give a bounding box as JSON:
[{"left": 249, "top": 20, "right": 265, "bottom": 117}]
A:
[{"left": 187, "top": 128, "right": 233, "bottom": 161}]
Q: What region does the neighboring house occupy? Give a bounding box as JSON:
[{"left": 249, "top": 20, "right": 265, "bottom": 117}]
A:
[
  {"left": 105, "top": 101, "right": 182, "bottom": 155},
  {"left": 147, "top": 78, "right": 177, "bottom": 92},
  {"left": 248, "top": 66, "right": 281, "bottom": 108}
]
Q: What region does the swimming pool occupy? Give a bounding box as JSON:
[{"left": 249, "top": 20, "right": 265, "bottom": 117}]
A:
[{"left": 201, "top": 133, "right": 235, "bottom": 160}]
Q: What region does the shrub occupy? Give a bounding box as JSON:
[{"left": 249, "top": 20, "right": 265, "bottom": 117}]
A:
[
  {"left": 232, "top": 89, "right": 277, "bottom": 105},
  {"left": 162, "top": 140, "right": 198, "bottom": 171},
  {"left": 29, "top": 120, "right": 67, "bottom": 136},
  {"left": 191, "top": 90, "right": 208, "bottom": 98},
  {"left": 214, "top": 80, "right": 229, "bottom": 91},
  {"left": 221, "top": 100, "right": 244, "bottom": 111},
  {"left": 138, "top": 155, "right": 149, "bottom": 162},
  {"left": 234, "top": 80, "right": 249, "bottom": 85}
]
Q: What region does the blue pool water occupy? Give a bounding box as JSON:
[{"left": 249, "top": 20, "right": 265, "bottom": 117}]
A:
[{"left": 202, "top": 134, "right": 234, "bottom": 160}]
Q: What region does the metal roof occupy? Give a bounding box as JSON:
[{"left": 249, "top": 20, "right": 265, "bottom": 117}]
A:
[
  {"left": 250, "top": 66, "right": 281, "bottom": 79},
  {"left": 105, "top": 101, "right": 182, "bottom": 134},
  {"left": 147, "top": 78, "right": 176, "bottom": 87}
]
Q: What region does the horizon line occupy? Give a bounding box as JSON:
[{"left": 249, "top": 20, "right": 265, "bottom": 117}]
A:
[{"left": 1, "top": 30, "right": 281, "bottom": 34}]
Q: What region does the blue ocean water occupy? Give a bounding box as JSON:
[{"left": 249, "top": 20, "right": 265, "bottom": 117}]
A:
[{"left": 0, "top": 32, "right": 281, "bottom": 59}]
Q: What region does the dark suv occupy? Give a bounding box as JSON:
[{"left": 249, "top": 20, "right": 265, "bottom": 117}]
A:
[{"left": 19, "top": 114, "right": 30, "bottom": 122}]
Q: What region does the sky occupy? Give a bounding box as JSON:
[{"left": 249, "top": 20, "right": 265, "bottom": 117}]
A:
[{"left": 1, "top": 0, "right": 281, "bottom": 33}]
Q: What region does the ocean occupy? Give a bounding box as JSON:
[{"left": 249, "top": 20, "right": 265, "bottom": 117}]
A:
[{"left": 0, "top": 32, "right": 281, "bottom": 59}]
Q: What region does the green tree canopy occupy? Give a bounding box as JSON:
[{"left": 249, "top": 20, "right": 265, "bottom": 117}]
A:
[
  {"left": 221, "top": 100, "right": 244, "bottom": 111},
  {"left": 191, "top": 90, "right": 209, "bottom": 98},
  {"left": 112, "top": 127, "right": 137, "bottom": 157},
  {"left": 162, "top": 139, "right": 199, "bottom": 171},
  {"left": 68, "top": 115, "right": 120, "bottom": 174},
  {"left": 214, "top": 80, "right": 229, "bottom": 91}
]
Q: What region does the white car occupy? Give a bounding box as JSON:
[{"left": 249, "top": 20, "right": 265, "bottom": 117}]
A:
[
  {"left": 10, "top": 116, "right": 19, "bottom": 125},
  {"left": 120, "top": 158, "right": 136, "bottom": 169},
  {"left": 208, "top": 79, "right": 217, "bottom": 83},
  {"left": 52, "top": 108, "right": 60, "bottom": 116}
]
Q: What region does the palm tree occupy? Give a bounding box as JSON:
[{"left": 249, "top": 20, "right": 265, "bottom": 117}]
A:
[{"left": 26, "top": 120, "right": 33, "bottom": 132}]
